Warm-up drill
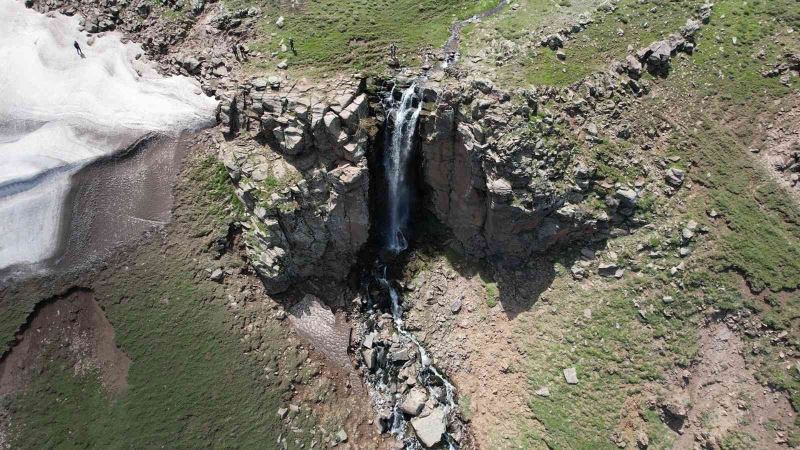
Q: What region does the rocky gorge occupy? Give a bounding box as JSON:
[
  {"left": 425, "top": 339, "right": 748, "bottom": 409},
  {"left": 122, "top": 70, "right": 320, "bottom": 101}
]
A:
[
  {"left": 2, "top": 0, "right": 800, "bottom": 448},
  {"left": 217, "top": 74, "right": 610, "bottom": 293}
]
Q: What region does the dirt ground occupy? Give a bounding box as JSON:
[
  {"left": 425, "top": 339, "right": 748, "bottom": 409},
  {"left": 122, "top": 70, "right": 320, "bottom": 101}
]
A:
[
  {"left": 749, "top": 94, "right": 800, "bottom": 203},
  {"left": 669, "top": 322, "right": 796, "bottom": 449},
  {"left": 401, "top": 253, "right": 548, "bottom": 447},
  {"left": 400, "top": 246, "right": 798, "bottom": 449},
  {"left": 0, "top": 288, "right": 130, "bottom": 397}
]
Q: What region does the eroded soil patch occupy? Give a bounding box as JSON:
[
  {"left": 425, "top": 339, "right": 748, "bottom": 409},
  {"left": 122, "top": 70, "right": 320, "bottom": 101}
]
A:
[
  {"left": 401, "top": 254, "right": 543, "bottom": 447},
  {"left": 669, "top": 322, "right": 796, "bottom": 449},
  {"left": 749, "top": 95, "right": 800, "bottom": 203},
  {"left": 0, "top": 288, "right": 130, "bottom": 397},
  {"left": 288, "top": 294, "right": 355, "bottom": 376}
]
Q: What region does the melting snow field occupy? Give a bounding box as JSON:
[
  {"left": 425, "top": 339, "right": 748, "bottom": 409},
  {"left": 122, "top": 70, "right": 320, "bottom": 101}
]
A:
[{"left": 0, "top": 0, "right": 217, "bottom": 273}]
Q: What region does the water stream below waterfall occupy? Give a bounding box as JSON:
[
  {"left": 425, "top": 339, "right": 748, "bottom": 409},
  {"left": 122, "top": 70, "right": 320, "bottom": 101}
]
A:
[{"left": 358, "top": 83, "right": 463, "bottom": 449}]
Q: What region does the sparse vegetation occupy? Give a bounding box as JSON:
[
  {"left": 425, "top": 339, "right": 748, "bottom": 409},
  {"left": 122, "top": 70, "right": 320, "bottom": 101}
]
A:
[
  {"left": 721, "top": 430, "right": 757, "bottom": 450},
  {"left": 185, "top": 155, "right": 245, "bottom": 231},
  {"left": 483, "top": 276, "right": 499, "bottom": 308},
  {"left": 465, "top": 0, "right": 697, "bottom": 86},
  {"left": 459, "top": 394, "right": 475, "bottom": 422}
]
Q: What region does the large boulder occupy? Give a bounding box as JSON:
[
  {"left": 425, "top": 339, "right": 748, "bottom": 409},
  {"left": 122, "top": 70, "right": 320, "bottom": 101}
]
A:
[
  {"left": 400, "top": 387, "right": 427, "bottom": 416},
  {"left": 410, "top": 407, "right": 446, "bottom": 448}
]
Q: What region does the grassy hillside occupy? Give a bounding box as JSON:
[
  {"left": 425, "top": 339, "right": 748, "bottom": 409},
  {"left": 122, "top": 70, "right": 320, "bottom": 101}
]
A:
[
  {"left": 3, "top": 156, "right": 317, "bottom": 449},
  {"left": 457, "top": 0, "right": 800, "bottom": 447},
  {"left": 229, "top": 0, "right": 499, "bottom": 73}
]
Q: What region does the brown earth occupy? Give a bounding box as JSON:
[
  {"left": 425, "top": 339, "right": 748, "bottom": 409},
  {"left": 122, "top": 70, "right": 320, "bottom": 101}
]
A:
[
  {"left": 0, "top": 288, "right": 130, "bottom": 397},
  {"left": 749, "top": 94, "right": 800, "bottom": 203},
  {"left": 401, "top": 252, "right": 547, "bottom": 448},
  {"left": 669, "top": 322, "right": 796, "bottom": 449}
]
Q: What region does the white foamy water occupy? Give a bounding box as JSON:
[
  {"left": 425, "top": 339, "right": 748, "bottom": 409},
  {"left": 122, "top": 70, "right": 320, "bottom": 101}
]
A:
[
  {"left": 383, "top": 84, "right": 421, "bottom": 254},
  {"left": 0, "top": 0, "right": 217, "bottom": 271}
]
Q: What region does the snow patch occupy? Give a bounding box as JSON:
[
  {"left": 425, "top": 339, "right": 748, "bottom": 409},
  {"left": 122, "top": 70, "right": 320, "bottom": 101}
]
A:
[{"left": 0, "top": 0, "right": 217, "bottom": 271}]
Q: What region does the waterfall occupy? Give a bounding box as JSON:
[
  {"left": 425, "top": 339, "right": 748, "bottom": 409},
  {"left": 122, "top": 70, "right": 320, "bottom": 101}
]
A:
[
  {"left": 383, "top": 83, "right": 422, "bottom": 254},
  {"left": 360, "top": 81, "right": 461, "bottom": 449}
]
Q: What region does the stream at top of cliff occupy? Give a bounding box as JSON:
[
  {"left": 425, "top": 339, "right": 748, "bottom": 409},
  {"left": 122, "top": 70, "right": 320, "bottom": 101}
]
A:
[{"left": 441, "top": 0, "right": 509, "bottom": 68}]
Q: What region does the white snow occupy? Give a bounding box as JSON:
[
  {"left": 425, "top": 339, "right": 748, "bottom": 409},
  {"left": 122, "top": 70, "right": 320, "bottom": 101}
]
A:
[{"left": 0, "top": 0, "right": 218, "bottom": 271}]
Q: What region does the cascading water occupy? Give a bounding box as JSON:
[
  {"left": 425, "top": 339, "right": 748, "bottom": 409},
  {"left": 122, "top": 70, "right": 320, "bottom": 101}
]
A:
[
  {"left": 383, "top": 83, "right": 422, "bottom": 254},
  {"left": 377, "top": 270, "right": 459, "bottom": 449},
  {"left": 358, "top": 83, "right": 463, "bottom": 449}
]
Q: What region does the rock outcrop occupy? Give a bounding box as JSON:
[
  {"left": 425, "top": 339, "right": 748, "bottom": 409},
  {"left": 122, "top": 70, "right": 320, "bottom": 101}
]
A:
[
  {"left": 219, "top": 76, "right": 373, "bottom": 293},
  {"left": 217, "top": 71, "right": 659, "bottom": 288},
  {"left": 418, "top": 82, "right": 607, "bottom": 266}
]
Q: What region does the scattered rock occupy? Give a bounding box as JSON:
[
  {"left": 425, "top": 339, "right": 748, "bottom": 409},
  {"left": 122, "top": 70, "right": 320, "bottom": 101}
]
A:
[
  {"left": 665, "top": 167, "right": 685, "bottom": 187},
  {"left": 268, "top": 75, "right": 281, "bottom": 89},
  {"left": 636, "top": 430, "right": 650, "bottom": 449},
  {"left": 541, "top": 33, "right": 564, "bottom": 50},
  {"left": 182, "top": 56, "right": 201, "bottom": 74},
  {"left": 400, "top": 387, "right": 427, "bottom": 416},
  {"left": 661, "top": 398, "right": 688, "bottom": 432},
  {"left": 598, "top": 263, "right": 619, "bottom": 277},
  {"left": 535, "top": 386, "right": 551, "bottom": 397},
  {"left": 251, "top": 77, "right": 268, "bottom": 91},
  {"left": 209, "top": 268, "right": 224, "bottom": 282},
  {"left": 563, "top": 367, "right": 579, "bottom": 384},
  {"left": 615, "top": 188, "right": 638, "bottom": 208},
  {"left": 362, "top": 348, "right": 376, "bottom": 370},
  {"left": 277, "top": 407, "right": 288, "bottom": 419}
]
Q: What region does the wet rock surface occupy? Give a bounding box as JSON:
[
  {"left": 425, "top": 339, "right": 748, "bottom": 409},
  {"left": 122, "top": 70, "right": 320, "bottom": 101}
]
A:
[{"left": 354, "top": 271, "right": 466, "bottom": 449}]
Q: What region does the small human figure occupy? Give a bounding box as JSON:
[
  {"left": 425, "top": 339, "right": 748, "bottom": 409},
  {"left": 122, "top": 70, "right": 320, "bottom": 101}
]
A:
[
  {"left": 388, "top": 43, "right": 399, "bottom": 68},
  {"left": 288, "top": 38, "right": 296, "bottom": 56},
  {"left": 74, "top": 41, "right": 85, "bottom": 58}
]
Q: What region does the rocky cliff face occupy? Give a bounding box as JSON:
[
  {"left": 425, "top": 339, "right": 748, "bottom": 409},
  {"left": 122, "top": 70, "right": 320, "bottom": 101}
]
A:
[
  {"left": 219, "top": 76, "right": 620, "bottom": 291},
  {"left": 218, "top": 76, "right": 373, "bottom": 293},
  {"left": 418, "top": 82, "right": 606, "bottom": 266}
]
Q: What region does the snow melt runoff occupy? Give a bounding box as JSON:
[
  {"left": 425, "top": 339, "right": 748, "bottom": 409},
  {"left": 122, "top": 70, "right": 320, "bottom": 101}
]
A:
[{"left": 0, "top": 0, "right": 217, "bottom": 273}]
